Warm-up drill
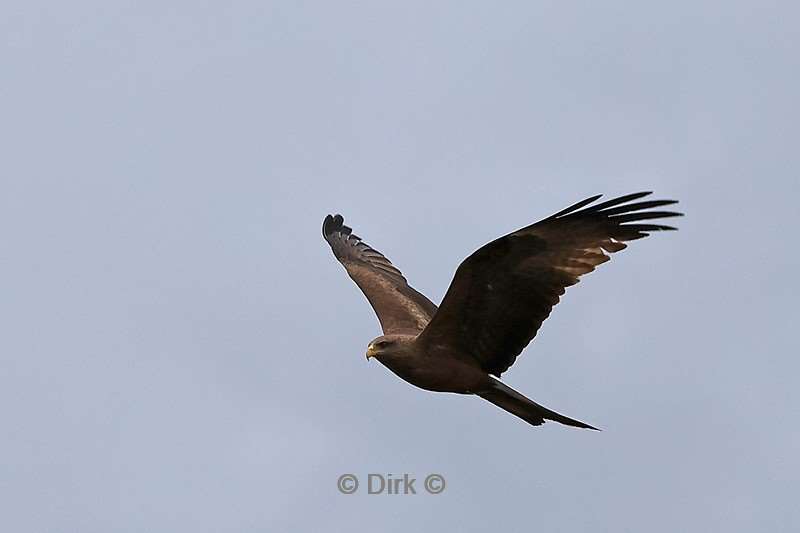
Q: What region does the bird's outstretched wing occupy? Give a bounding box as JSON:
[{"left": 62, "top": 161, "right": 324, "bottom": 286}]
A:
[
  {"left": 323, "top": 214, "right": 437, "bottom": 334},
  {"left": 418, "top": 192, "right": 682, "bottom": 376}
]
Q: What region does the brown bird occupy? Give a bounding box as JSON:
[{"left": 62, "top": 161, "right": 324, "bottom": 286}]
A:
[{"left": 322, "top": 192, "right": 681, "bottom": 430}]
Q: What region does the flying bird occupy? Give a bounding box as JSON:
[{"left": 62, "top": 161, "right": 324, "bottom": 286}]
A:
[{"left": 322, "top": 192, "right": 681, "bottom": 430}]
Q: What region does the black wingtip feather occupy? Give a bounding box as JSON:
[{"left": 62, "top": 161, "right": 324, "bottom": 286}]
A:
[
  {"left": 323, "top": 214, "right": 347, "bottom": 238},
  {"left": 584, "top": 191, "right": 653, "bottom": 213},
  {"left": 549, "top": 194, "right": 603, "bottom": 219},
  {"left": 599, "top": 199, "right": 679, "bottom": 216},
  {"left": 613, "top": 211, "right": 683, "bottom": 223},
  {"left": 626, "top": 224, "right": 678, "bottom": 231}
]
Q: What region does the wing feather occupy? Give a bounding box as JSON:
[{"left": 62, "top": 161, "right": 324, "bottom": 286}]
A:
[
  {"left": 418, "top": 192, "right": 682, "bottom": 376},
  {"left": 323, "top": 214, "right": 437, "bottom": 334}
]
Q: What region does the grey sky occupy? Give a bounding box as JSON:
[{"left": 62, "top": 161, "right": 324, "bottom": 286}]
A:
[{"left": 2, "top": 2, "right": 798, "bottom": 532}]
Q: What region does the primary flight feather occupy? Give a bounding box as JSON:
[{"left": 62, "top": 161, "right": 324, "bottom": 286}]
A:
[{"left": 323, "top": 192, "right": 681, "bottom": 430}]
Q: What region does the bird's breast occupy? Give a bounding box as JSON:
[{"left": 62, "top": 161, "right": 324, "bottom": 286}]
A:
[{"left": 376, "top": 354, "right": 490, "bottom": 394}]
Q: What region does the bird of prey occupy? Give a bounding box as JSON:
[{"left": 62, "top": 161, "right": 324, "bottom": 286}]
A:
[{"left": 322, "top": 192, "right": 681, "bottom": 430}]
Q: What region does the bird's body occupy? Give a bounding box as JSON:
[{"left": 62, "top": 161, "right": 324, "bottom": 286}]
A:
[
  {"left": 323, "top": 192, "right": 681, "bottom": 430},
  {"left": 369, "top": 334, "right": 491, "bottom": 394}
]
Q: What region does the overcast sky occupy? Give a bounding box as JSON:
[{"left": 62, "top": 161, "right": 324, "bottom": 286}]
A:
[{"left": 2, "top": 2, "right": 799, "bottom": 532}]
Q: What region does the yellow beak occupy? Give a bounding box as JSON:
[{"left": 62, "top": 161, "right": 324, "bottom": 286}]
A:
[{"left": 366, "top": 344, "right": 377, "bottom": 360}]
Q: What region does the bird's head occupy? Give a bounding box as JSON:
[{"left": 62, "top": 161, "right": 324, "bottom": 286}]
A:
[{"left": 366, "top": 335, "right": 402, "bottom": 360}]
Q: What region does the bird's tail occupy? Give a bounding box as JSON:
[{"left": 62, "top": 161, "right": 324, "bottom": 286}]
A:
[{"left": 478, "top": 378, "right": 599, "bottom": 430}]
